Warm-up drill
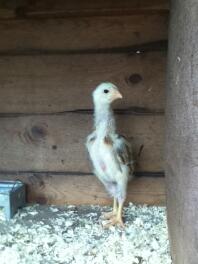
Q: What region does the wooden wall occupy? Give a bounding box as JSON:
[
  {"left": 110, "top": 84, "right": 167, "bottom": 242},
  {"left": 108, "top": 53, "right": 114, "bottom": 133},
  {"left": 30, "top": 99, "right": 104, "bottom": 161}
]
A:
[{"left": 0, "top": 0, "right": 169, "bottom": 205}]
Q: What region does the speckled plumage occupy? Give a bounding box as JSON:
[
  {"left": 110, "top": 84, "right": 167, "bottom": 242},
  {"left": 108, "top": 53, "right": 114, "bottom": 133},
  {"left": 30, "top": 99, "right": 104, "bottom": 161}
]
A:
[{"left": 86, "top": 83, "right": 134, "bottom": 226}]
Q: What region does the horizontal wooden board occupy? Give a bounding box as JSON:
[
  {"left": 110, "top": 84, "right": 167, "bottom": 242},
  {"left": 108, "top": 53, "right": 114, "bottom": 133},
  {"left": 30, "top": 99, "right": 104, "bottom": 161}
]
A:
[
  {"left": 24, "top": 0, "right": 169, "bottom": 12},
  {"left": 0, "top": 14, "right": 168, "bottom": 52},
  {"left": 0, "top": 52, "right": 166, "bottom": 113},
  {"left": 0, "top": 114, "right": 164, "bottom": 172},
  {"left": 0, "top": 0, "right": 169, "bottom": 19},
  {"left": 0, "top": 174, "right": 165, "bottom": 205}
]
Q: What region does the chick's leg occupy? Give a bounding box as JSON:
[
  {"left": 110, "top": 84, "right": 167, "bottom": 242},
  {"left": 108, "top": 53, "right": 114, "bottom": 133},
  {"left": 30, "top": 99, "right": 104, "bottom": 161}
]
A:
[
  {"left": 103, "top": 200, "right": 125, "bottom": 228},
  {"left": 116, "top": 200, "right": 124, "bottom": 226},
  {"left": 102, "top": 180, "right": 126, "bottom": 227},
  {"left": 102, "top": 198, "right": 117, "bottom": 220},
  {"left": 113, "top": 198, "right": 118, "bottom": 214}
]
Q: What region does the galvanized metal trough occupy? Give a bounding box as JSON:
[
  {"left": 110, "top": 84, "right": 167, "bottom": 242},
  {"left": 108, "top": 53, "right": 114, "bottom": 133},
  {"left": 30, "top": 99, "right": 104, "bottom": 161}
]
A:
[{"left": 0, "top": 181, "right": 26, "bottom": 220}]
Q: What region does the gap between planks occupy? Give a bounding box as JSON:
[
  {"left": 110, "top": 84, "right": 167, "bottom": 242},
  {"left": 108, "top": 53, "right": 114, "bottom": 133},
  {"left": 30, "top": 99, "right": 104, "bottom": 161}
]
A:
[
  {"left": 0, "top": 170, "right": 165, "bottom": 177},
  {"left": 0, "top": 107, "right": 165, "bottom": 118},
  {"left": 0, "top": 40, "right": 168, "bottom": 56},
  {"left": 16, "top": 9, "right": 169, "bottom": 19}
]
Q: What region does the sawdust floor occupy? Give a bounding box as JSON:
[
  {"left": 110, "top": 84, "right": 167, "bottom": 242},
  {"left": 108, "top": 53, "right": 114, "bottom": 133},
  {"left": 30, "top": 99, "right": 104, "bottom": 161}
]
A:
[{"left": 0, "top": 204, "right": 172, "bottom": 264}]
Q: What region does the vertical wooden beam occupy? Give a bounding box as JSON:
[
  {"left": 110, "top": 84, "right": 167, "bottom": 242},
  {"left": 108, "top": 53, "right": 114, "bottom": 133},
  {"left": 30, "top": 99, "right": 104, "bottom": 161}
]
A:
[{"left": 165, "top": 0, "right": 198, "bottom": 263}]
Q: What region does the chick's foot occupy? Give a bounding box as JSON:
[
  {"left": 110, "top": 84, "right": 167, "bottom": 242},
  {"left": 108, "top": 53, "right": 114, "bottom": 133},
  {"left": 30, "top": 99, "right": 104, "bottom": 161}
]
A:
[
  {"left": 101, "top": 211, "right": 116, "bottom": 220},
  {"left": 102, "top": 216, "right": 125, "bottom": 229}
]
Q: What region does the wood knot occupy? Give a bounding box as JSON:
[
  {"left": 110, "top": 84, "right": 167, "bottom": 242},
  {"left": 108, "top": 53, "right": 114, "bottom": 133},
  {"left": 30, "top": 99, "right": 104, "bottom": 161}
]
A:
[
  {"left": 52, "top": 145, "right": 57, "bottom": 150},
  {"left": 127, "top": 74, "right": 143, "bottom": 85},
  {"left": 31, "top": 125, "right": 47, "bottom": 140},
  {"left": 20, "top": 124, "right": 48, "bottom": 145}
]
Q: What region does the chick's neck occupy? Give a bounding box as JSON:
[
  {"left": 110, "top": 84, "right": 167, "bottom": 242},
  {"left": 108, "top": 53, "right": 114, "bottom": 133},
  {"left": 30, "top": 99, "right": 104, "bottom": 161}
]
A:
[{"left": 94, "top": 102, "right": 116, "bottom": 137}]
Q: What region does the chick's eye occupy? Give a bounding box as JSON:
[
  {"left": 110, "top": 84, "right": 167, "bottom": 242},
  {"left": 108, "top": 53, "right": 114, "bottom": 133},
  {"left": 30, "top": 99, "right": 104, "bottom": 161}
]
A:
[{"left": 104, "top": 89, "right": 109, "bottom": 94}]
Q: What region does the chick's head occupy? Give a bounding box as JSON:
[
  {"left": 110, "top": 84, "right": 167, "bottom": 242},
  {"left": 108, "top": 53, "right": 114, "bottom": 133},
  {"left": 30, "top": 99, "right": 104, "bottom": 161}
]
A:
[{"left": 93, "top": 82, "right": 122, "bottom": 105}]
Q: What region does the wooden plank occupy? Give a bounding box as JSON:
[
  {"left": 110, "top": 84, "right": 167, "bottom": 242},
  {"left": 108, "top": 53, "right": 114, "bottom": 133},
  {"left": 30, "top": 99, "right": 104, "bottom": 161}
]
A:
[
  {"left": 0, "top": 52, "right": 166, "bottom": 113},
  {"left": 0, "top": 8, "right": 15, "bottom": 19},
  {"left": 24, "top": 0, "right": 169, "bottom": 12},
  {"left": 0, "top": 174, "right": 166, "bottom": 205},
  {"left": 165, "top": 0, "right": 198, "bottom": 263},
  {"left": 0, "top": 0, "right": 169, "bottom": 19},
  {"left": 0, "top": 114, "right": 164, "bottom": 172},
  {"left": 0, "top": 14, "right": 168, "bottom": 52}
]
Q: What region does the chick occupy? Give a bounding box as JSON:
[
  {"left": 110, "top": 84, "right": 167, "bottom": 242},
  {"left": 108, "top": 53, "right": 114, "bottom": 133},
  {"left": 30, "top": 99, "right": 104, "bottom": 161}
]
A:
[{"left": 86, "top": 82, "right": 134, "bottom": 227}]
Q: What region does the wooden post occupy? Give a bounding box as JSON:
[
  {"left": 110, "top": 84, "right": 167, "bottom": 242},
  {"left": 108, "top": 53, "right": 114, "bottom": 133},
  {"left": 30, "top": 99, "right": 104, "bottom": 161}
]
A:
[{"left": 165, "top": 0, "right": 198, "bottom": 263}]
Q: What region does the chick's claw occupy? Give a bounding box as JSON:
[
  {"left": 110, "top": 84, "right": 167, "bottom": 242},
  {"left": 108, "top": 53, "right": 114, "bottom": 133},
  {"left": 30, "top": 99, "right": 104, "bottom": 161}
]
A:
[
  {"left": 101, "top": 211, "right": 116, "bottom": 220},
  {"left": 102, "top": 216, "right": 125, "bottom": 229}
]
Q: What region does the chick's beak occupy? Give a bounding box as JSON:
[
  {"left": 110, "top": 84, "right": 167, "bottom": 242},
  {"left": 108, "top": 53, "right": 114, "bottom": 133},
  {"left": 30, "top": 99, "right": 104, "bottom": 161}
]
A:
[{"left": 113, "top": 90, "right": 123, "bottom": 100}]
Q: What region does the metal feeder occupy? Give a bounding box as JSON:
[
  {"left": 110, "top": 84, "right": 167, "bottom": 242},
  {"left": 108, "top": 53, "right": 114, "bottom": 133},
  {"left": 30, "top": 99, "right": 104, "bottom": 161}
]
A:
[{"left": 0, "top": 180, "right": 26, "bottom": 220}]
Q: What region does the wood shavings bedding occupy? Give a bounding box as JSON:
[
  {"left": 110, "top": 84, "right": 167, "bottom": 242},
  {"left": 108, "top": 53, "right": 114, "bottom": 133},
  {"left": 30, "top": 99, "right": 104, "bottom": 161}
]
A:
[{"left": 0, "top": 203, "right": 172, "bottom": 264}]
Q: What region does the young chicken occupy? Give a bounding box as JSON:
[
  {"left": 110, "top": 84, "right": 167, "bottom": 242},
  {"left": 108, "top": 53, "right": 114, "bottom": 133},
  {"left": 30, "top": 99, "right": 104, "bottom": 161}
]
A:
[{"left": 86, "top": 82, "right": 134, "bottom": 227}]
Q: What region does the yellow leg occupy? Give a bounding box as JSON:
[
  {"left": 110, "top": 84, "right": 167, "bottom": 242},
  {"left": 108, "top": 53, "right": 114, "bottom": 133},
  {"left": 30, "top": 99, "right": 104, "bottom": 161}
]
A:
[
  {"left": 102, "top": 198, "right": 117, "bottom": 220},
  {"left": 103, "top": 200, "right": 125, "bottom": 228},
  {"left": 113, "top": 198, "right": 118, "bottom": 214},
  {"left": 116, "top": 201, "right": 124, "bottom": 226}
]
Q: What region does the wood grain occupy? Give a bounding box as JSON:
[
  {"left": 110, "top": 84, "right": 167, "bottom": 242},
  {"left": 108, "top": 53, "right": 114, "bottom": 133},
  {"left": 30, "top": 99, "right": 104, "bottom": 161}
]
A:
[
  {"left": 165, "top": 0, "right": 198, "bottom": 263},
  {"left": 0, "top": 52, "right": 166, "bottom": 113},
  {"left": 0, "top": 14, "right": 168, "bottom": 52},
  {"left": 0, "top": 173, "right": 165, "bottom": 205},
  {"left": 24, "top": 0, "right": 169, "bottom": 12},
  {"left": 0, "top": 114, "right": 164, "bottom": 172},
  {"left": 0, "top": 0, "right": 169, "bottom": 19}
]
